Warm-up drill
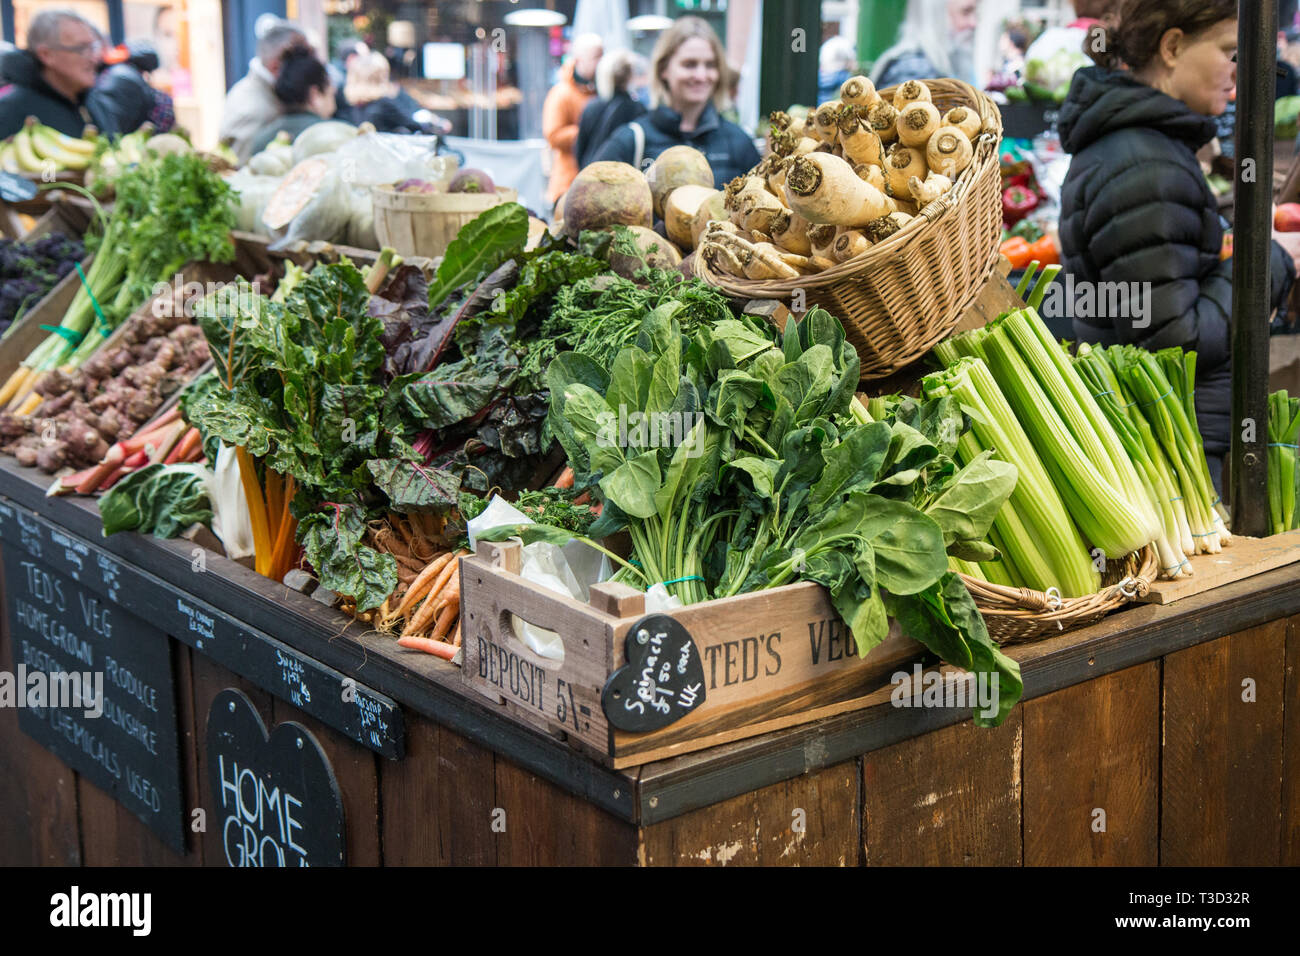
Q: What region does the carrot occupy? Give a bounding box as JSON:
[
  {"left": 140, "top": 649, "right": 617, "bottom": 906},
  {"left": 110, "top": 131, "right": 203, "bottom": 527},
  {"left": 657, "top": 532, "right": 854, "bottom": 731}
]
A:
[
  {"left": 554, "top": 466, "right": 575, "bottom": 489},
  {"left": 387, "top": 551, "right": 453, "bottom": 623},
  {"left": 14, "top": 392, "right": 43, "bottom": 417},
  {"left": 0, "top": 366, "right": 31, "bottom": 407},
  {"left": 396, "top": 635, "right": 457, "bottom": 660},
  {"left": 402, "top": 589, "right": 444, "bottom": 636},
  {"left": 427, "top": 601, "right": 459, "bottom": 642},
  {"left": 122, "top": 421, "right": 179, "bottom": 457},
  {"left": 147, "top": 420, "right": 187, "bottom": 464},
  {"left": 451, "top": 620, "right": 462, "bottom": 648},
  {"left": 173, "top": 427, "right": 203, "bottom": 463},
  {"left": 408, "top": 553, "right": 460, "bottom": 621}
]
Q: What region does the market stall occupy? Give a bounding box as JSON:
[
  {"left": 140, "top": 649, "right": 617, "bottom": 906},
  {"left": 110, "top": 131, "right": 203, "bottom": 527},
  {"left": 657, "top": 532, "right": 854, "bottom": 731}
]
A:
[{"left": 0, "top": 56, "right": 1297, "bottom": 869}]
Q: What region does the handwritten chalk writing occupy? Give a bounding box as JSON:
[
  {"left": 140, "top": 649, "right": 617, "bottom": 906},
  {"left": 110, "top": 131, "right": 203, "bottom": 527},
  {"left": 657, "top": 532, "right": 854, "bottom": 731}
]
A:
[
  {"left": 175, "top": 598, "right": 215, "bottom": 641},
  {"left": 13, "top": 599, "right": 93, "bottom": 664},
  {"left": 217, "top": 754, "right": 308, "bottom": 866}
]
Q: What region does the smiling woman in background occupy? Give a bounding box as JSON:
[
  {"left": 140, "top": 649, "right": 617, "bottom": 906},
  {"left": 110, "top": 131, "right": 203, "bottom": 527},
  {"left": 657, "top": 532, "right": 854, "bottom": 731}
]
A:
[
  {"left": 1058, "top": 0, "right": 1297, "bottom": 493},
  {"left": 591, "top": 16, "right": 759, "bottom": 189}
]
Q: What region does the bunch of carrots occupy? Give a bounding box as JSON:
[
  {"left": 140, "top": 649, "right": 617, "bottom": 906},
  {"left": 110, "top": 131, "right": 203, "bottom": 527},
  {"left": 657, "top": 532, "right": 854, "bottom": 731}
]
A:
[
  {"left": 339, "top": 512, "right": 467, "bottom": 660},
  {"left": 50, "top": 406, "right": 205, "bottom": 496}
]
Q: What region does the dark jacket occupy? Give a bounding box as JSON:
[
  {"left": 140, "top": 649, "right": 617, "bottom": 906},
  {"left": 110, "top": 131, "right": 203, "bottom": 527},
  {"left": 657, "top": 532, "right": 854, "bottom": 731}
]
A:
[
  {"left": 591, "top": 103, "right": 761, "bottom": 187},
  {"left": 873, "top": 49, "right": 941, "bottom": 90},
  {"left": 1058, "top": 67, "right": 1295, "bottom": 459},
  {"left": 0, "top": 49, "right": 116, "bottom": 139},
  {"left": 340, "top": 89, "right": 428, "bottom": 134},
  {"left": 95, "top": 61, "right": 174, "bottom": 135},
  {"left": 575, "top": 91, "right": 645, "bottom": 170}
]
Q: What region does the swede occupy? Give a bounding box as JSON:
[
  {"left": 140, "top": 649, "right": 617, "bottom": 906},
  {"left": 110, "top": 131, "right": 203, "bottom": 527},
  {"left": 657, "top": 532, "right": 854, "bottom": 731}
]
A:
[
  {"left": 609, "top": 225, "right": 682, "bottom": 277},
  {"left": 664, "top": 185, "right": 719, "bottom": 249},
  {"left": 563, "top": 161, "right": 653, "bottom": 238},
  {"left": 645, "top": 146, "right": 714, "bottom": 220}
]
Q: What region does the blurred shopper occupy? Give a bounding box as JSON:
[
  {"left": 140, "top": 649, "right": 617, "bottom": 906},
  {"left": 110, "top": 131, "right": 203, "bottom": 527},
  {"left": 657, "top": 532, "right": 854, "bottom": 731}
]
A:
[
  {"left": 818, "top": 36, "right": 857, "bottom": 103},
  {"left": 591, "top": 17, "right": 760, "bottom": 191},
  {"left": 247, "top": 47, "right": 345, "bottom": 156},
  {"left": 0, "top": 9, "right": 115, "bottom": 139},
  {"left": 543, "top": 33, "right": 603, "bottom": 205},
  {"left": 871, "top": 0, "right": 980, "bottom": 88},
  {"left": 575, "top": 49, "right": 648, "bottom": 170},
  {"left": 1058, "top": 0, "right": 1296, "bottom": 492},
  {"left": 329, "top": 38, "right": 368, "bottom": 114},
  {"left": 97, "top": 41, "right": 175, "bottom": 134},
  {"left": 219, "top": 18, "right": 308, "bottom": 163}
]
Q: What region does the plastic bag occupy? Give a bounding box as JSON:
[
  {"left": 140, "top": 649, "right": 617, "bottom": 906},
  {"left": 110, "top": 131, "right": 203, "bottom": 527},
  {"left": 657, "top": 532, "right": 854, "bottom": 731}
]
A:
[
  {"left": 225, "top": 169, "right": 282, "bottom": 236},
  {"left": 333, "top": 130, "right": 457, "bottom": 188},
  {"left": 466, "top": 496, "right": 612, "bottom": 663}
]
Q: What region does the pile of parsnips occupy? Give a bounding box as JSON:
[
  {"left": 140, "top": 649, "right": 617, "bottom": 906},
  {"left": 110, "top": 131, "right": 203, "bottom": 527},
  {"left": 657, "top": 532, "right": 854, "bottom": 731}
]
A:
[{"left": 701, "top": 76, "right": 985, "bottom": 281}]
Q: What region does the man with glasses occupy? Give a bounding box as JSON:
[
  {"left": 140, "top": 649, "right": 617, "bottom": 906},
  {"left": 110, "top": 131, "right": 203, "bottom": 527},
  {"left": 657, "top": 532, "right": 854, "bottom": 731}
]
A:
[{"left": 0, "top": 9, "right": 116, "bottom": 140}]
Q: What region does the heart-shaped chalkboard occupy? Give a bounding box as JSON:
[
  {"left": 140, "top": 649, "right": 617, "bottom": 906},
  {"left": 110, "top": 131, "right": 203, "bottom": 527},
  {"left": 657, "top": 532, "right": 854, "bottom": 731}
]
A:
[
  {"left": 0, "top": 171, "right": 37, "bottom": 203},
  {"left": 601, "top": 614, "right": 706, "bottom": 732},
  {"left": 206, "top": 689, "right": 345, "bottom": 867}
]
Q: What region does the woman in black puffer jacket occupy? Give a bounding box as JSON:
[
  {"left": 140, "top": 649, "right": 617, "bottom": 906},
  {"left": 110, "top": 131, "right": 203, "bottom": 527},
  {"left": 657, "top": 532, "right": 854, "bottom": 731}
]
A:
[{"left": 1058, "top": 0, "right": 1298, "bottom": 492}]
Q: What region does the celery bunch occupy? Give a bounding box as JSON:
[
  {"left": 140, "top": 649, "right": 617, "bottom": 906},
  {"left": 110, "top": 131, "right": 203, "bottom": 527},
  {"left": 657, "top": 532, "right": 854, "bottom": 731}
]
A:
[{"left": 1268, "top": 390, "right": 1300, "bottom": 535}]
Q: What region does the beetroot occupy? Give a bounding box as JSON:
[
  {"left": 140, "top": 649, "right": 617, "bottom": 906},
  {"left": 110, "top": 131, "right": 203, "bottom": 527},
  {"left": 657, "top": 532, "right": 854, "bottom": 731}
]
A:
[
  {"left": 448, "top": 168, "right": 495, "bottom": 194},
  {"left": 394, "top": 178, "right": 437, "bottom": 194}
]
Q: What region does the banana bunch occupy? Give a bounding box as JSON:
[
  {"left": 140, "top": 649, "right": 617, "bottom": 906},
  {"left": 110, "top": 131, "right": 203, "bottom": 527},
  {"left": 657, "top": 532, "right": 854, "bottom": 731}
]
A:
[{"left": 0, "top": 117, "right": 97, "bottom": 176}]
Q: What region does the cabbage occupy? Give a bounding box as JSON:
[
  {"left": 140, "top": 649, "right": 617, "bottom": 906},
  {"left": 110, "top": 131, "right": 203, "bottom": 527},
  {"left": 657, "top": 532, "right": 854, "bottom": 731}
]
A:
[{"left": 291, "top": 120, "right": 360, "bottom": 165}]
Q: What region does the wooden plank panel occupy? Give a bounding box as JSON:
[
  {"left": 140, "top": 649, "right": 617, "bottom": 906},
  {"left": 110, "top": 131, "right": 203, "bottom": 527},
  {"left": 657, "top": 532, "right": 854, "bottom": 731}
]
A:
[
  {"left": 1023, "top": 662, "right": 1159, "bottom": 866},
  {"left": 640, "top": 761, "right": 859, "bottom": 866},
  {"left": 862, "top": 712, "right": 1021, "bottom": 866},
  {"left": 1162, "top": 621, "right": 1287, "bottom": 865},
  {"left": 271, "top": 696, "right": 381, "bottom": 867},
  {"left": 493, "top": 758, "right": 638, "bottom": 866},
  {"left": 378, "top": 715, "right": 497, "bottom": 865},
  {"left": 0, "top": 559, "right": 81, "bottom": 865},
  {"left": 190, "top": 651, "right": 275, "bottom": 866},
  {"left": 1140, "top": 532, "right": 1300, "bottom": 605},
  {"left": 1282, "top": 615, "right": 1300, "bottom": 866}
]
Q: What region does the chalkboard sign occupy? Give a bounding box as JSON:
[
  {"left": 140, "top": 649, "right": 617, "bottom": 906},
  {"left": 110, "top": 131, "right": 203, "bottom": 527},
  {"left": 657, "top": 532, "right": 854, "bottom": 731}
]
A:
[
  {"left": 206, "top": 689, "right": 345, "bottom": 867},
  {"left": 602, "top": 614, "right": 706, "bottom": 732},
  {"left": 3, "top": 550, "right": 184, "bottom": 851}
]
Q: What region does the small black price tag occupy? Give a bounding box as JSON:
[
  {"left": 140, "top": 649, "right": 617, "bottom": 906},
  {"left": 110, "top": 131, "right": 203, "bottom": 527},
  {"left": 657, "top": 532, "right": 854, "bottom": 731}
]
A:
[{"left": 601, "top": 614, "right": 706, "bottom": 733}]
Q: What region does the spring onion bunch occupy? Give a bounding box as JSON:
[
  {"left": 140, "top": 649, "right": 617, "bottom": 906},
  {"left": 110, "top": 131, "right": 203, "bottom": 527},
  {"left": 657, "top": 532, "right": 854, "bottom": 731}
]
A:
[{"left": 1268, "top": 390, "right": 1300, "bottom": 535}]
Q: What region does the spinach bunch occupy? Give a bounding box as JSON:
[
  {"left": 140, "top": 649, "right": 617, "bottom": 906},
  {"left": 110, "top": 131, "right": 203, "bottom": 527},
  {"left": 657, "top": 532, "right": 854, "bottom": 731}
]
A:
[{"left": 496, "top": 306, "right": 1023, "bottom": 724}]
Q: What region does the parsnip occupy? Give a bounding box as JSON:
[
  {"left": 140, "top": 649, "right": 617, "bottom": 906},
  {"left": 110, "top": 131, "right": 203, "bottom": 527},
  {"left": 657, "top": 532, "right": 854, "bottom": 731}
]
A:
[
  {"left": 832, "top": 230, "right": 872, "bottom": 262},
  {"left": 809, "top": 255, "right": 837, "bottom": 271},
  {"left": 942, "top": 106, "right": 982, "bottom": 140},
  {"left": 783, "top": 152, "right": 892, "bottom": 226},
  {"left": 748, "top": 241, "right": 802, "bottom": 279},
  {"left": 808, "top": 223, "right": 837, "bottom": 259},
  {"left": 892, "top": 79, "right": 932, "bottom": 111},
  {"left": 908, "top": 171, "right": 953, "bottom": 205},
  {"left": 866, "top": 101, "right": 899, "bottom": 144},
  {"left": 839, "top": 114, "right": 884, "bottom": 166},
  {"left": 897, "top": 101, "right": 941, "bottom": 148},
  {"left": 812, "top": 101, "right": 842, "bottom": 141},
  {"left": 769, "top": 207, "right": 813, "bottom": 256},
  {"left": 927, "top": 127, "right": 974, "bottom": 178},
  {"left": 884, "top": 145, "right": 926, "bottom": 198},
  {"left": 839, "top": 75, "right": 881, "bottom": 109},
  {"left": 855, "top": 162, "right": 888, "bottom": 196},
  {"left": 766, "top": 155, "right": 792, "bottom": 194},
  {"left": 737, "top": 187, "right": 788, "bottom": 234},
  {"left": 863, "top": 211, "right": 914, "bottom": 243}
]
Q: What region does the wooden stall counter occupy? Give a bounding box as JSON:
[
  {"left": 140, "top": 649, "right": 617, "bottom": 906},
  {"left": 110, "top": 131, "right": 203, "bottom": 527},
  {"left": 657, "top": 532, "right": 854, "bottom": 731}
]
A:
[{"left": 0, "top": 454, "right": 1296, "bottom": 867}]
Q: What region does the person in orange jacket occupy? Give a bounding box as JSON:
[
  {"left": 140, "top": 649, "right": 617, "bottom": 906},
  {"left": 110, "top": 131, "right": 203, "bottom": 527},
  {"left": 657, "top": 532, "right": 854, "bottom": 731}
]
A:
[{"left": 543, "top": 33, "right": 602, "bottom": 208}]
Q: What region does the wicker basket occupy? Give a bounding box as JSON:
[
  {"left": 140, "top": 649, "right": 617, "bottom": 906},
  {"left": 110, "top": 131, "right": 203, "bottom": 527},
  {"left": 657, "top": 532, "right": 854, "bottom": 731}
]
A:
[
  {"left": 695, "top": 78, "right": 1004, "bottom": 380},
  {"left": 959, "top": 546, "right": 1159, "bottom": 645},
  {"left": 372, "top": 185, "right": 518, "bottom": 259}
]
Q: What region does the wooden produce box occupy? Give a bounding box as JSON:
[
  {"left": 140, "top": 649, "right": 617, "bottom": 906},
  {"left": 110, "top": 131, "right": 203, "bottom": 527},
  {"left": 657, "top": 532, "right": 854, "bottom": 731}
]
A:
[{"left": 461, "top": 540, "right": 923, "bottom": 769}]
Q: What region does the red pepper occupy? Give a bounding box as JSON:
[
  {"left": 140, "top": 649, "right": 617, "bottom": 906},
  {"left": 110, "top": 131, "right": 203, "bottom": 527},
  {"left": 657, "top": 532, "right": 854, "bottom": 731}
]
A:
[
  {"left": 999, "top": 236, "right": 1034, "bottom": 270},
  {"left": 1029, "top": 234, "right": 1059, "bottom": 265},
  {"left": 1002, "top": 185, "right": 1039, "bottom": 225}
]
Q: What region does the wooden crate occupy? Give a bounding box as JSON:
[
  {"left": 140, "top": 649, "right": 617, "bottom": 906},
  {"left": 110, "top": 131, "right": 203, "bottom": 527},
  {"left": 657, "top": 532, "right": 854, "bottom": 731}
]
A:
[{"left": 460, "top": 540, "right": 923, "bottom": 768}]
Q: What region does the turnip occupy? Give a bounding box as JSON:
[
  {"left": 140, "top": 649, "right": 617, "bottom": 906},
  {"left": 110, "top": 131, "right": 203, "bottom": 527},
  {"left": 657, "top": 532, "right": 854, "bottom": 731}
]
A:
[
  {"left": 784, "top": 152, "right": 891, "bottom": 226},
  {"left": 644, "top": 146, "right": 713, "bottom": 220},
  {"left": 927, "top": 127, "right": 974, "bottom": 178},
  {"left": 562, "top": 161, "right": 653, "bottom": 238},
  {"left": 609, "top": 225, "right": 682, "bottom": 277},
  {"left": 449, "top": 168, "right": 495, "bottom": 193},
  {"left": 896, "top": 101, "right": 940, "bottom": 148},
  {"left": 663, "top": 185, "right": 719, "bottom": 249}
]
